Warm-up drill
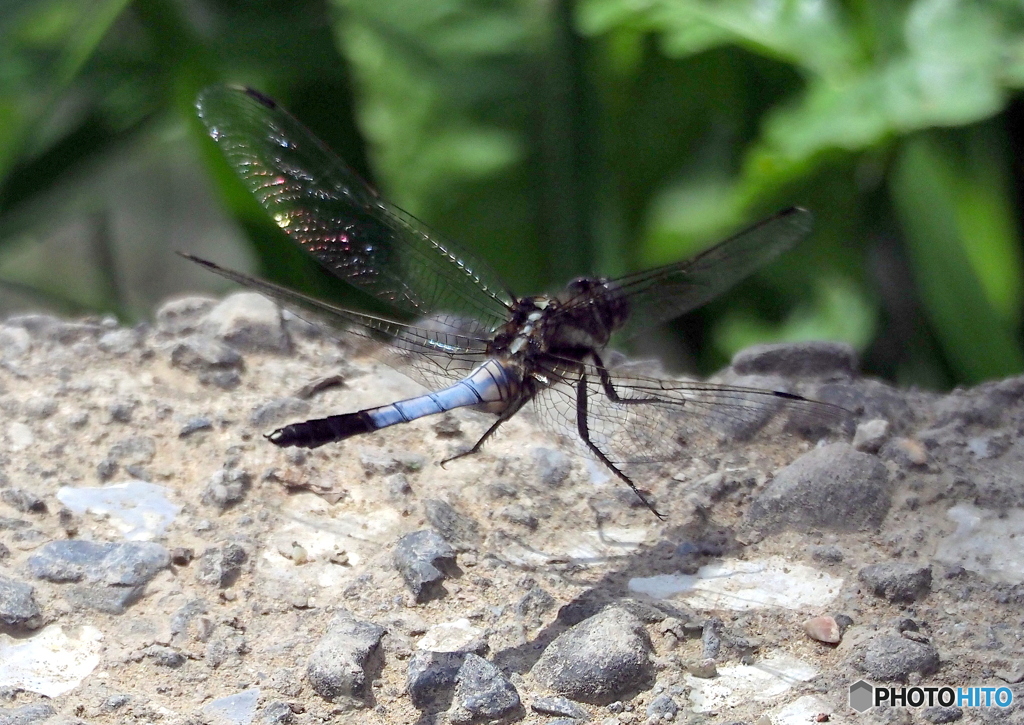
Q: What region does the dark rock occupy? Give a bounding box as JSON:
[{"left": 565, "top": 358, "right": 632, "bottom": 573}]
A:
[
  {"left": 745, "top": 443, "right": 892, "bottom": 533},
  {"left": 530, "top": 607, "right": 654, "bottom": 704},
  {"left": 107, "top": 401, "right": 135, "bottom": 423},
  {"left": 921, "top": 706, "right": 963, "bottom": 723},
  {"left": 859, "top": 564, "right": 932, "bottom": 603},
  {"left": 144, "top": 644, "right": 186, "bottom": 667},
  {"left": 701, "top": 617, "right": 723, "bottom": 659},
  {"left": 196, "top": 543, "right": 248, "bottom": 588},
  {"left": 731, "top": 341, "right": 858, "bottom": 379},
  {"left": 530, "top": 695, "right": 590, "bottom": 719},
  {"left": 306, "top": 615, "right": 385, "bottom": 701},
  {"left": 646, "top": 694, "right": 679, "bottom": 719},
  {"left": 394, "top": 530, "right": 458, "bottom": 602},
  {"left": 65, "top": 584, "right": 144, "bottom": 614},
  {"left": 108, "top": 436, "right": 156, "bottom": 465},
  {"left": 810, "top": 545, "right": 844, "bottom": 563},
  {"left": 448, "top": 653, "right": 520, "bottom": 724},
  {"left": 203, "top": 292, "right": 290, "bottom": 353},
  {"left": 533, "top": 447, "right": 572, "bottom": 487},
  {"left": 858, "top": 634, "right": 940, "bottom": 681},
  {"left": 170, "top": 335, "right": 243, "bottom": 372},
  {"left": 0, "top": 574, "right": 41, "bottom": 628},
  {"left": 0, "top": 542, "right": 10, "bottom": 561},
  {"left": 155, "top": 296, "right": 217, "bottom": 335},
  {"left": 423, "top": 499, "right": 481, "bottom": 551},
  {"left": 201, "top": 468, "right": 251, "bottom": 509},
  {"left": 179, "top": 417, "right": 213, "bottom": 437},
  {"left": 407, "top": 651, "right": 465, "bottom": 709},
  {"left": 0, "top": 488, "right": 45, "bottom": 514},
  {"left": 202, "top": 370, "right": 241, "bottom": 390},
  {"left": 256, "top": 701, "right": 295, "bottom": 725},
  {"left": 515, "top": 586, "right": 555, "bottom": 622},
  {"left": 250, "top": 397, "right": 311, "bottom": 430},
  {"left": 0, "top": 703, "right": 56, "bottom": 724},
  {"left": 28, "top": 540, "right": 169, "bottom": 585}
]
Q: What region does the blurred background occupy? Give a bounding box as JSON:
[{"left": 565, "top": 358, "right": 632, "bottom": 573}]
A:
[{"left": 1, "top": 0, "right": 1023, "bottom": 390}]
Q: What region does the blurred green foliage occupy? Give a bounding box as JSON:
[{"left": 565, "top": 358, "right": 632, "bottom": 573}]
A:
[{"left": 1, "top": 0, "right": 1023, "bottom": 389}]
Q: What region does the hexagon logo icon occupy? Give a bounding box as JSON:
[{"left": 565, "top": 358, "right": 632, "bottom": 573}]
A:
[{"left": 849, "top": 679, "right": 874, "bottom": 713}]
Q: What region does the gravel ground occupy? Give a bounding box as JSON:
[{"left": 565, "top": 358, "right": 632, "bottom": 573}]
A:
[{"left": 1, "top": 292, "right": 1023, "bottom": 725}]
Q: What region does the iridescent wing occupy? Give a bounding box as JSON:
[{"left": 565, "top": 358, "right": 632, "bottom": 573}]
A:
[
  {"left": 560, "top": 207, "right": 813, "bottom": 339},
  {"left": 195, "top": 85, "right": 515, "bottom": 333}
]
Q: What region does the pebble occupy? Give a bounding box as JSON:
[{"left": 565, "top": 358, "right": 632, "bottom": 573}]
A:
[
  {"left": 745, "top": 443, "right": 892, "bottom": 533},
  {"left": 306, "top": 614, "right": 385, "bottom": 700},
  {"left": 417, "top": 619, "right": 487, "bottom": 654},
  {"left": 107, "top": 435, "right": 156, "bottom": 466},
  {"left": 27, "top": 540, "right": 170, "bottom": 586},
  {"left": 423, "top": 499, "right": 481, "bottom": 551},
  {"left": 857, "top": 634, "right": 940, "bottom": 681},
  {"left": 0, "top": 488, "right": 45, "bottom": 514},
  {"left": 393, "top": 530, "right": 458, "bottom": 602},
  {"left": 0, "top": 574, "right": 41, "bottom": 628},
  {"left": 530, "top": 607, "right": 654, "bottom": 705},
  {"left": 407, "top": 651, "right": 466, "bottom": 709},
  {"left": 169, "top": 334, "right": 243, "bottom": 372},
  {"left": 731, "top": 341, "right": 859, "bottom": 379},
  {"left": 201, "top": 468, "right": 251, "bottom": 509},
  {"left": 143, "top": 644, "right": 187, "bottom": 667},
  {"left": 448, "top": 653, "right": 520, "bottom": 723},
  {"left": 155, "top": 296, "right": 217, "bottom": 335},
  {"left": 256, "top": 701, "right": 295, "bottom": 725},
  {"left": 853, "top": 418, "right": 890, "bottom": 452},
  {"left": 803, "top": 616, "right": 841, "bottom": 644},
  {"left": 98, "top": 327, "right": 139, "bottom": 355},
  {"left": 858, "top": 563, "right": 932, "bottom": 603},
  {"left": 921, "top": 705, "right": 964, "bottom": 723},
  {"left": 179, "top": 416, "right": 213, "bottom": 437},
  {"left": 646, "top": 694, "right": 678, "bottom": 720},
  {"left": 196, "top": 543, "right": 248, "bottom": 588},
  {"left": 531, "top": 695, "right": 591, "bottom": 719},
  {"left": 0, "top": 703, "right": 57, "bottom": 724},
  {"left": 203, "top": 292, "right": 290, "bottom": 352}
]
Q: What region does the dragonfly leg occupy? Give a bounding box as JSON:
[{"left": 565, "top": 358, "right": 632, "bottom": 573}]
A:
[
  {"left": 575, "top": 372, "right": 665, "bottom": 520},
  {"left": 440, "top": 396, "right": 529, "bottom": 467}
]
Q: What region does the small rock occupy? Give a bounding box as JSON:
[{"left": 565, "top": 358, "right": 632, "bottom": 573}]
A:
[
  {"left": 531, "top": 695, "right": 590, "bottom": 719},
  {"left": 306, "top": 614, "right": 385, "bottom": 700},
  {"left": 803, "top": 616, "right": 841, "bottom": 644},
  {"left": 201, "top": 468, "right": 251, "bottom": 509},
  {"left": 203, "top": 291, "right": 290, "bottom": 352},
  {"left": 250, "top": 397, "right": 311, "bottom": 429},
  {"left": 170, "top": 334, "right": 243, "bottom": 372},
  {"left": 0, "top": 574, "right": 42, "bottom": 628},
  {"left": 407, "top": 651, "right": 465, "bottom": 709},
  {"left": 257, "top": 701, "right": 295, "bottom": 725},
  {"left": 0, "top": 488, "right": 46, "bottom": 514},
  {"left": 921, "top": 706, "right": 963, "bottom": 723},
  {"left": 179, "top": 417, "right": 213, "bottom": 437},
  {"left": 196, "top": 543, "right": 248, "bottom": 588},
  {"left": 98, "top": 327, "right": 139, "bottom": 355},
  {"left": 155, "top": 296, "right": 217, "bottom": 335},
  {"left": 853, "top": 419, "right": 890, "bottom": 452},
  {"left": 108, "top": 436, "right": 156, "bottom": 466},
  {"left": 22, "top": 396, "right": 57, "bottom": 419},
  {"left": 423, "top": 499, "right": 481, "bottom": 551},
  {"left": 880, "top": 437, "right": 928, "bottom": 467},
  {"left": 144, "top": 644, "right": 187, "bottom": 667},
  {"left": 533, "top": 447, "right": 572, "bottom": 487},
  {"left": 0, "top": 703, "right": 57, "bottom": 724},
  {"left": 858, "top": 563, "right": 932, "bottom": 603},
  {"left": 359, "top": 449, "right": 426, "bottom": 476},
  {"left": 499, "top": 504, "right": 538, "bottom": 530},
  {"left": 448, "top": 653, "right": 520, "bottom": 724},
  {"left": 745, "top": 443, "right": 892, "bottom": 533},
  {"left": 393, "top": 530, "right": 458, "bottom": 602},
  {"left": 66, "top": 583, "right": 145, "bottom": 614},
  {"left": 701, "top": 618, "right": 723, "bottom": 659},
  {"left": 418, "top": 619, "right": 487, "bottom": 654},
  {"left": 809, "top": 545, "right": 844, "bottom": 563},
  {"left": 858, "top": 634, "right": 939, "bottom": 681},
  {"left": 28, "top": 540, "right": 170, "bottom": 585},
  {"left": 731, "top": 341, "right": 858, "bottom": 378},
  {"left": 687, "top": 659, "right": 718, "bottom": 678},
  {"left": 646, "top": 694, "right": 679, "bottom": 720},
  {"left": 531, "top": 607, "right": 654, "bottom": 705}
]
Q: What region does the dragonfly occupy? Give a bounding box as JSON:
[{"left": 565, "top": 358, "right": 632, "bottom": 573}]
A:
[{"left": 184, "top": 85, "right": 846, "bottom": 519}]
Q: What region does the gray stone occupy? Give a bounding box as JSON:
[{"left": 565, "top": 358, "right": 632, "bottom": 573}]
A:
[
  {"left": 0, "top": 488, "right": 45, "bottom": 514},
  {"left": 646, "top": 694, "right": 679, "bottom": 719},
  {"left": 853, "top": 419, "right": 890, "bottom": 452},
  {"left": 394, "top": 529, "right": 458, "bottom": 602},
  {"left": 108, "top": 436, "right": 156, "bottom": 465},
  {"left": 859, "top": 563, "right": 932, "bottom": 603},
  {"left": 530, "top": 607, "right": 654, "bottom": 704},
  {"left": 0, "top": 574, "right": 41, "bottom": 628},
  {"left": 143, "top": 644, "right": 186, "bottom": 667},
  {"left": 407, "top": 651, "right": 465, "bottom": 709},
  {"left": 0, "top": 703, "right": 56, "bottom": 725},
  {"left": 65, "top": 584, "right": 144, "bottom": 614},
  {"left": 249, "top": 398, "right": 311, "bottom": 430},
  {"left": 424, "top": 499, "right": 480, "bottom": 551},
  {"left": 359, "top": 449, "right": 426, "bottom": 476},
  {"left": 306, "top": 615, "right": 385, "bottom": 701},
  {"left": 170, "top": 335, "right": 243, "bottom": 372},
  {"left": 22, "top": 396, "right": 57, "bottom": 419},
  {"left": 858, "top": 634, "right": 940, "bottom": 681},
  {"left": 201, "top": 468, "right": 251, "bottom": 509},
  {"left": 530, "top": 696, "right": 590, "bottom": 719},
  {"left": 746, "top": 443, "right": 892, "bottom": 533},
  {"left": 179, "top": 417, "right": 213, "bottom": 437},
  {"left": 809, "top": 544, "right": 844, "bottom": 563},
  {"left": 196, "top": 543, "right": 248, "bottom": 588},
  {"left": 204, "top": 291, "right": 289, "bottom": 352},
  {"left": 155, "top": 296, "right": 217, "bottom": 335},
  {"left": 256, "top": 701, "right": 295, "bottom": 725},
  {"left": 98, "top": 327, "right": 140, "bottom": 355},
  {"left": 27, "top": 540, "right": 169, "bottom": 585},
  {"left": 500, "top": 504, "right": 538, "bottom": 530},
  {"left": 533, "top": 447, "right": 572, "bottom": 487},
  {"left": 731, "top": 341, "right": 858, "bottom": 379},
  {"left": 448, "top": 653, "right": 520, "bottom": 724},
  {"left": 921, "top": 706, "right": 963, "bottom": 723}
]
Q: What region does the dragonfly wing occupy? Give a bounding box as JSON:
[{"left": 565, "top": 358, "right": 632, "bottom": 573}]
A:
[
  {"left": 180, "top": 254, "right": 491, "bottom": 390},
  {"left": 561, "top": 207, "right": 813, "bottom": 340},
  {"left": 196, "top": 85, "right": 515, "bottom": 332}
]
